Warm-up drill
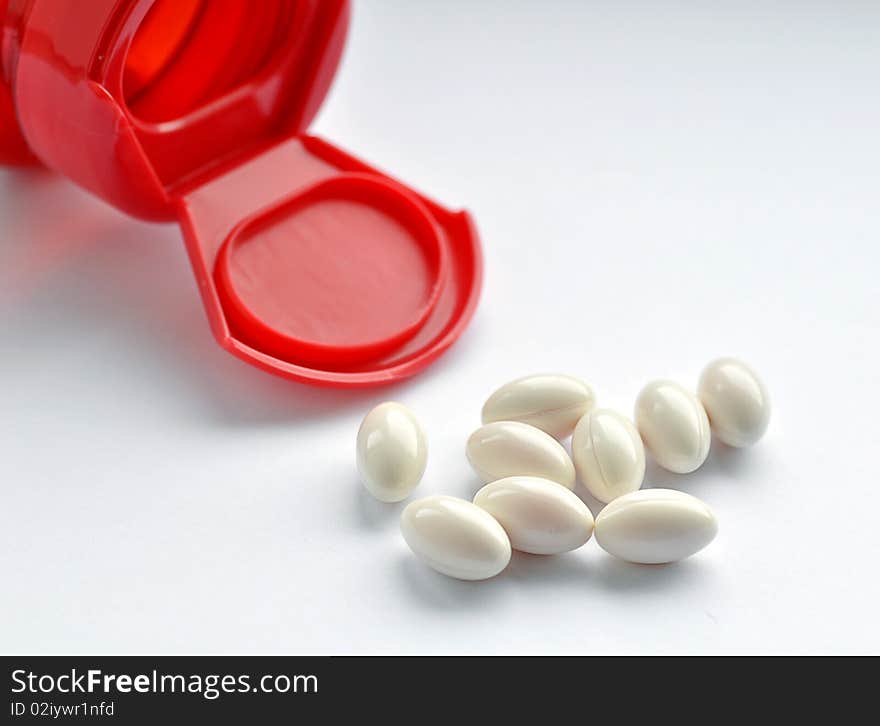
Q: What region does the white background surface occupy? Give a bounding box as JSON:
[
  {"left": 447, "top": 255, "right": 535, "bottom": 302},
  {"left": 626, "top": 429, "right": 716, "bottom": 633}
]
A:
[{"left": 2, "top": 0, "right": 878, "bottom": 654}]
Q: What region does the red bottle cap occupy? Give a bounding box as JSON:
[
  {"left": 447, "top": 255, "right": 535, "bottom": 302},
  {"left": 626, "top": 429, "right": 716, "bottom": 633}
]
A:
[{"left": 0, "top": 0, "right": 481, "bottom": 387}]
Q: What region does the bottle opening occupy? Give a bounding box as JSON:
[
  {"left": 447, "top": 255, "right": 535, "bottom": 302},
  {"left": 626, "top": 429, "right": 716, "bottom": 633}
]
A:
[{"left": 123, "top": 0, "right": 298, "bottom": 124}]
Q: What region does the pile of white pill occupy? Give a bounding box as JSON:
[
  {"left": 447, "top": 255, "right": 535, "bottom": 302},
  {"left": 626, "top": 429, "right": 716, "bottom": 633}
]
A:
[{"left": 356, "top": 357, "right": 770, "bottom": 580}]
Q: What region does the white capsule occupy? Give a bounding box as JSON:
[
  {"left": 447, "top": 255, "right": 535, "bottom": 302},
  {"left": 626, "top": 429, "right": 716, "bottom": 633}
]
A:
[
  {"left": 466, "top": 421, "right": 576, "bottom": 489},
  {"left": 356, "top": 402, "right": 427, "bottom": 502},
  {"left": 571, "top": 409, "right": 645, "bottom": 503},
  {"left": 698, "top": 357, "right": 770, "bottom": 447},
  {"left": 400, "top": 496, "right": 512, "bottom": 580},
  {"left": 594, "top": 489, "right": 718, "bottom": 564},
  {"left": 481, "top": 374, "right": 596, "bottom": 439},
  {"left": 634, "top": 380, "right": 711, "bottom": 474},
  {"left": 473, "top": 476, "right": 594, "bottom": 555}
]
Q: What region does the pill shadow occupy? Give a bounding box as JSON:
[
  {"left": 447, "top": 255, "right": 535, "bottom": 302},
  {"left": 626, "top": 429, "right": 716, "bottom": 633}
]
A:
[
  {"left": 589, "top": 555, "right": 714, "bottom": 593},
  {"left": 354, "top": 482, "right": 407, "bottom": 530},
  {"left": 504, "top": 550, "right": 593, "bottom": 585},
  {"left": 394, "top": 554, "right": 508, "bottom": 610},
  {"left": 506, "top": 549, "right": 711, "bottom": 594},
  {"left": 644, "top": 438, "right": 767, "bottom": 492},
  {"left": 462, "top": 473, "right": 487, "bottom": 500},
  {"left": 396, "top": 547, "right": 711, "bottom": 608}
]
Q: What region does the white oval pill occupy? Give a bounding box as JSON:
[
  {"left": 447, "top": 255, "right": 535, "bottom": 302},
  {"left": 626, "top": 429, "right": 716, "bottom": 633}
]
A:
[
  {"left": 473, "top": 476, "right": 594, "bottom": 555},
  {"left": 634, "top": 381, "right": 711, "bottom": 474},
  {"left": 466, "top": 421, "right": 576, "bottom": 489},
  {"left": 594, "top": 489, "right": 718, "bottom": 564},
  {"left": 698, "top": 357, "right": 770, "bottom": 447},
  {"left": 571, "top": 409, "right": 645, "bottom": 503},
  {"left": 400, "top": 496, "right": 512, "bottom": 580},
  {"left": 481, "top": 374, "right": 596, "bottom": 439},
  {"left": 356, "top": 402, "right": 427, "bottom": 502}
]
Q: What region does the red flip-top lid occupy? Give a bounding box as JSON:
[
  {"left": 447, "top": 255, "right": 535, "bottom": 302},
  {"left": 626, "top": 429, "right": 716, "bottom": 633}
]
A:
[{"left": 4, "top": 0, "right": 481, "bottom": 387}]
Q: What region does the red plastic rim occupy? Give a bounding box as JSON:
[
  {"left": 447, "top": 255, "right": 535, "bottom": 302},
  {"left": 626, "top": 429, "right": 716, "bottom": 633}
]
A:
[
  {"left": 214, "top": 174, "right": 449, "bottom": 369},
  {"left": 123, "top": 0, "right": 300, "bottom": 125}
]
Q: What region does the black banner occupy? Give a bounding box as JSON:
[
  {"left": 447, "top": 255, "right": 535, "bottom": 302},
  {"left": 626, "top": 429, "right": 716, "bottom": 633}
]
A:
[
  {"left": 3, "top": 654, "right": 832, "bottom": 721},
  {"left": 4, "top": 656, "right": 593, "bottom": 721},
  {"left": 5, "top": 658, "right": 339, "bottom": 722}
]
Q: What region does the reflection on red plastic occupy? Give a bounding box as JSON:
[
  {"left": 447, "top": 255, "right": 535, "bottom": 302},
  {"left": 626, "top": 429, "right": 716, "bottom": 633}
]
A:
[
  {"left": 0, "top": 0, "right": 482, "bottom": 387},
  {"left": 123, "top": 0, "right": 204, "bottom": 107}
]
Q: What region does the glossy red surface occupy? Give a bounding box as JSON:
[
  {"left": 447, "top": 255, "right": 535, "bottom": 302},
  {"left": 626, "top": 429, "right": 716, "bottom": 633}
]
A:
[
  {"left": 0, "top": 0, "right": 36, "bottom": 164},
  {"left": 0, "top": 0, "right": 482, "bottom": 386}
]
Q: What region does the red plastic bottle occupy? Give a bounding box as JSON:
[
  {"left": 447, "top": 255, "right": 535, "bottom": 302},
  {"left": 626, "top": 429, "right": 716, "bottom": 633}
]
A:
[{"left": 0, "top": 0, "right": 482, "bottom": 387}]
